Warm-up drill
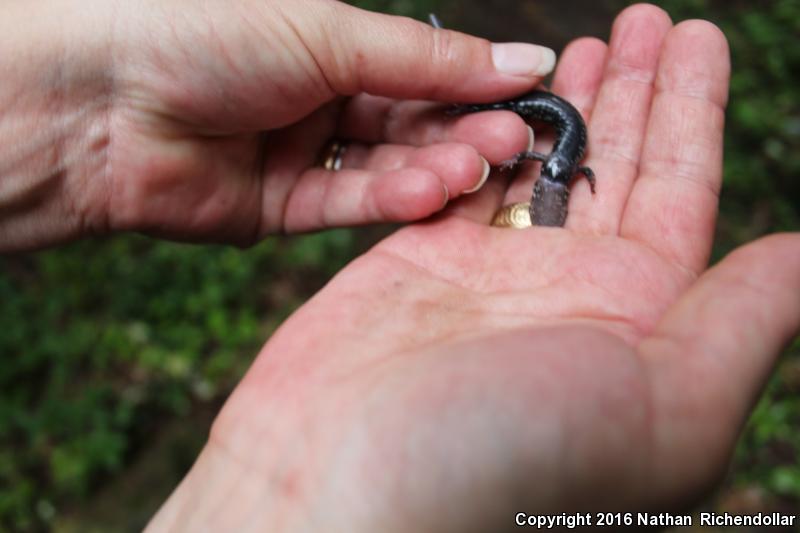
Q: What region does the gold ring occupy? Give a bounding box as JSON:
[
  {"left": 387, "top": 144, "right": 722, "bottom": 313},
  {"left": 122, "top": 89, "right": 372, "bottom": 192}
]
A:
[
  {"left": 491, "top": 202, "right": 532, "bottom": 228},
  {"left": 318, "top": 140, "right": 348, "bottom": 171}
]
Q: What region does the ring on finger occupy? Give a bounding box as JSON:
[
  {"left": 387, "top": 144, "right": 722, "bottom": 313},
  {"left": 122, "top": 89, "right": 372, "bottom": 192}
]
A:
[{"left": 318, "top": 140, "right": 349, "bottom": 171}]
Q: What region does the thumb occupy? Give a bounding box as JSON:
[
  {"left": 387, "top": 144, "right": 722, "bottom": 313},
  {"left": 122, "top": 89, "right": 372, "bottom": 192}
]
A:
[
  {"left": 284, "top": 0, "right": 557, "bottom": 102},
  {"left": 640, "top": 233, "right": 800, "bottom": 501}
]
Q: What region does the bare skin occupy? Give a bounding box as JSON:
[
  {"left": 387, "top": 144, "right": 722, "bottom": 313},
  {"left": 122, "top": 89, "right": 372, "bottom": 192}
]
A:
[
  {"left": 148, "top": 5, "right": 800, "bottom": 533},
  {"left": 2, "top": 0, "right": 798, "bottom": 531},
  {"left": 0, "top": 0, "right": 546, "bottom": 250}
]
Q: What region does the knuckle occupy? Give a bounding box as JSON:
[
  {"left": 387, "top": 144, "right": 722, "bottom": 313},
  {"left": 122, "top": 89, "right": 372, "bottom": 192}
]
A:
[{"left": 429, "top": 27, "right": 458, "bottom": 66}]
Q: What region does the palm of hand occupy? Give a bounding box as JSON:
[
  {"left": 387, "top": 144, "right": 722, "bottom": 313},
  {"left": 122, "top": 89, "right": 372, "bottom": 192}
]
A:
[{"left": 212, "top": 218, "right": 725, "bottom": 530}]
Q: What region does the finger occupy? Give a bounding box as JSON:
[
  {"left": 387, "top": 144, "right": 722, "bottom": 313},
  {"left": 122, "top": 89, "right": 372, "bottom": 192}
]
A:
[
  {"left": 505, "top": 37, "right": 609, "bottom": 206},
  {"left": 336, "top": 96, "right": 533, "bottom": 165},
  {"left": 640, "top": 234, "right": 800, "bottom": 499},
  {"left": 566, "top": 5, "right": 673, "bottom": 234},
  {"left": 282, "top": 167, "right": 445, "bottom": 232},
  {"left": 292, "top": 1, "right": 557, "bottom": 102},
  {"left": 255, "top": 106, "right": 489, "bottom": 232},
  {"left": 621, "top": 21, "right": 730, "bottom": 276},
  {"left": 551, "top": 38, "right": 610, "bottom": 119},
  {"left": 280, "top": 143, "right": 489, "bottom": 232},
  {"left": 440, "top": 169, "right": 512, "bottom": 224},
  {"left": 341, "top": 142, "right": 491, "bottom": 198}
]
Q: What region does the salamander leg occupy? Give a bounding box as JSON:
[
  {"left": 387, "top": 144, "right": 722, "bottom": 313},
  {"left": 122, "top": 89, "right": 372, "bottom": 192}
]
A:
[
  {"left": 500, "top": 151, "right": 548, "bottom": 170},
  {"left": 578, "top": 166, "right": 596, "bottom": 194}
]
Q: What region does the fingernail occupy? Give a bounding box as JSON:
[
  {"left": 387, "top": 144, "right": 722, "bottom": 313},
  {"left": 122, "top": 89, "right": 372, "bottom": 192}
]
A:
[
  {"left": 464, "top": 157, "right": 491, "bottom": 194},
  {"left": 492, "top": 43, "right": 556, "bottom": 77},
  {"left": 526, "top": 126, "right": 535, "bottom": 151},
  {"left": 439, "top": 183, "right": 450, "bottom": 210}
]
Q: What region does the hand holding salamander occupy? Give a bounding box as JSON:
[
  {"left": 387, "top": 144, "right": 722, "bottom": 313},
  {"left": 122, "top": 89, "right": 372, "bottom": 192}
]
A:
[{"left": 431, "top": 14, "right": 596, "bottom": 228}]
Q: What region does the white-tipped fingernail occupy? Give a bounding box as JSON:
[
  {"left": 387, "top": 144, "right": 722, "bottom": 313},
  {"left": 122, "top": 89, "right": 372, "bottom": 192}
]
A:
[
  {"left": 464, "top": 157, "right": 491, "bottom": 194},
  {"left": 440, "top": 183, "right": 450, "bottom": 210},
  {"left": 526, "top": 126, "right": 535, "bottom": 151},
  {"left": 491, "top": 43, "right": 557, "bottom": 77}
]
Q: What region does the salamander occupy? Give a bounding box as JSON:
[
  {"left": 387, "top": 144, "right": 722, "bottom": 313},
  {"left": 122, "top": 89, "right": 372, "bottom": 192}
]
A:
[{"left": 429, "top": 14, "right": 595, "bottom": 227}]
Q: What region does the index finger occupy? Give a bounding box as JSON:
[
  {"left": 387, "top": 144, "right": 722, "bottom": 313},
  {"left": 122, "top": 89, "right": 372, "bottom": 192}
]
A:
[{"left": 296, "top": 1, "right": 557, "bottom": 102}]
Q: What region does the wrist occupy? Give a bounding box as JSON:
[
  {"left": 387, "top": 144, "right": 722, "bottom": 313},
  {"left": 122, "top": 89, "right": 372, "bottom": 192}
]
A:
[
  {"left": 0, "top": 0, "right": 115, "bottom": 251},
  {"left": 146, "top": 442, "right": 318, "bottom": 533}
]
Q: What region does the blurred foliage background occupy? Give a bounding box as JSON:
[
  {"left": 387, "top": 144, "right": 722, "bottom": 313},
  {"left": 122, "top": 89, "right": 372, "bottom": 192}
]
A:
[{"left": 0, "top": 0, "right": 798, "bottom": 531}]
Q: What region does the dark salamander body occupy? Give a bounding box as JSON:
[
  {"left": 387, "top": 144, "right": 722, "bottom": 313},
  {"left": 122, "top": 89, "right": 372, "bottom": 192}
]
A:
[
  {"left": 449, "top": 91, "right": 595, "bottom": 227},
  {"left": 428, "top": 14, "right": 595, "bottom": 227}
]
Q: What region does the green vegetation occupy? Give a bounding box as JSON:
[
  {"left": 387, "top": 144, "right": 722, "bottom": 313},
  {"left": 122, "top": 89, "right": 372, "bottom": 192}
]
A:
[
  {"left": 1, "top": 0, "right": 797, "bottom": 530},
  {"left": 0, "top": 231, "right": 358, "bottom": 531}
]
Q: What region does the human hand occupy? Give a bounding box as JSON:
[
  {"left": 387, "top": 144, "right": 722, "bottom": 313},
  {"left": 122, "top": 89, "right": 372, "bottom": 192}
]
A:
[
  {"left": 1, "top": 0, "right": 557, "bottom": 250},
  {"left": 148, "top": 4, "right": 800, "bottom": 532}
]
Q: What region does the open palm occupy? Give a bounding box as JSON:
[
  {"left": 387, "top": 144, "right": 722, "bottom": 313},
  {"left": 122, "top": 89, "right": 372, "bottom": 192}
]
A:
[{"left": 151, "top": 6, "right": 800, "bottom": 532}]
